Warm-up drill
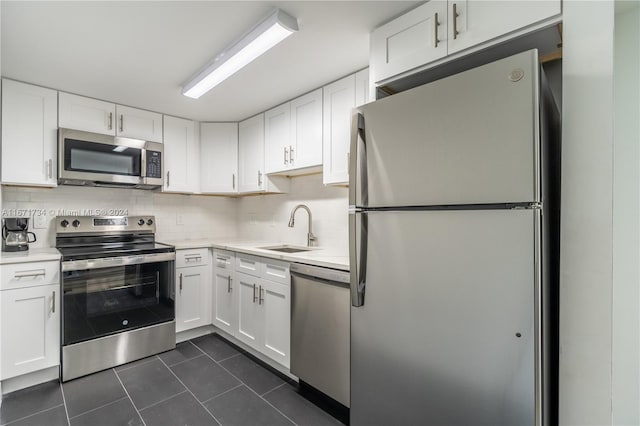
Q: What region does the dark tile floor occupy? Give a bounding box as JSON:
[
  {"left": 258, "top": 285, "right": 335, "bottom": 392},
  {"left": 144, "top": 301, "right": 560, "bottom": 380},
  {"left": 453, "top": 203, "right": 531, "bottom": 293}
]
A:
[{"left": 0, "top": 334, "right": 344, "bottom": 426}]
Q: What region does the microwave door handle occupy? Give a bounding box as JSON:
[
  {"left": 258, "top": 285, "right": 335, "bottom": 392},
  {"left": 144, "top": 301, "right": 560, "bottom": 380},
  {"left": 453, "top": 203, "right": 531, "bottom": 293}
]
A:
[{"left": 140, "top": 149, "right": 147, "bottom": 178}]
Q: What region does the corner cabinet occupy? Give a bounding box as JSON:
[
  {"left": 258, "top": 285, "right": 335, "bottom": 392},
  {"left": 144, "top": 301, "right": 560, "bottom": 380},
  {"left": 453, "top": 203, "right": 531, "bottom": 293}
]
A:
[
  {"left": 1, "top": 79, "right": 58, "bottom": 187},
  {"left": 322, "top": 69, "right": 370, "bottom": 185},
  {"left": 58, "top": 92, "right": 163, "bottom": 142},
  {"left": 238, "top": 114, "right": 289, "bottom": 194},
  {"left": 175, "top": 249, "right": 211, "bottom": 333},
  {"left": 200, "top": 123, "right": 238, "bottom": 194},
  {"left": 163, "top": 116, "right": 200, "bottom": 194},
  {"left": 1, "top": 261, "right": 61, "bottom": 380},
  {"left": 371, "top": 0, "right": 561, "bottom": 84}
]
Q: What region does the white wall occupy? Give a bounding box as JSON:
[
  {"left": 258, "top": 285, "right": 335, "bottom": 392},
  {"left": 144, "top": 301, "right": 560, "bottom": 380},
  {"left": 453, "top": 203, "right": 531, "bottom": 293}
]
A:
[
  {"left": 1, "top": 185, "right": 238, "bottom": 246},
  {"left": 612, "top": 2, "right": 640, "bottom": 424},
  {"left": 560, "top": 1, "right": 615, "bottom": 424},
  {"left": 236, "top": 174, "right": 349, "bottom": 254}
]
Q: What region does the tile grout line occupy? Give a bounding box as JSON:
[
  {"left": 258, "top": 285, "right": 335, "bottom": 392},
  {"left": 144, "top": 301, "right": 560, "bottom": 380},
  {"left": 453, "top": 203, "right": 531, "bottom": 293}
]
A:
[
  {"left": 199, "top": 383, "right": 244, "bottom": 405},
  {"left": 3, "top": 403, "right": 65, "bottom": 426},
  {"left": 67, "top": 396, "right": 130, "bottom": 420},
  {"left": 216, "top": 352, "right": 242, "bottom": 363},
  {"left": 156, "top": 356, "right": 224, "bottom": 426},
  {"left": 196, "top": 345, "right": 298, "bottom": 426},
  {"left": 59, "top": 381, "right": 71, "bottom": 426},
  {"left": 162, "top": 353, "right": 206, "bottom": 369},
  {"left": 261, "top": 381, "right": 288, "bottom": 397},
  {"left": 137, "top": 390, "right": 189, "bottom": 413},
  {"left": 112, "top": 369, "right": 147, "bottom": 426}
]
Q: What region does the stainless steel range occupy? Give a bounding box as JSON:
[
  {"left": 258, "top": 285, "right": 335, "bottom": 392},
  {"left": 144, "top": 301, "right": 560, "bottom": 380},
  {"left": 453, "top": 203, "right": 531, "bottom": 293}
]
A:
[{"left": 56, "top": 216, "right": 176, "bottom": 381}]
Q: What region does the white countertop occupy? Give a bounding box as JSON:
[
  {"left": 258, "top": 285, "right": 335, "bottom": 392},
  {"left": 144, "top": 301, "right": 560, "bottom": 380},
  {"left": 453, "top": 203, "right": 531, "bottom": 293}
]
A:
[
  {"left": 0, "top": 248, "right": 61, "bottom": 265},
  {"left": 164, "top": 239, "right": 349, "bottom": 271}
]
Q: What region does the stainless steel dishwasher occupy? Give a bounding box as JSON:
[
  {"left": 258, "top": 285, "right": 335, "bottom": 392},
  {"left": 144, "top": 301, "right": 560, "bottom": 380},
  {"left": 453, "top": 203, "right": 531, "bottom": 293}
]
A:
[{"left": 290, "top": 263, "right": 350, "bottom": 407}]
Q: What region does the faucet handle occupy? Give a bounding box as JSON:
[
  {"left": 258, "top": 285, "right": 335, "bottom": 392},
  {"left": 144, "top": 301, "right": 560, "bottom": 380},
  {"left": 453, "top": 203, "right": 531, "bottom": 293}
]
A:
[{"left": 307, "top": 233, "right": 318, "bottom": 247}]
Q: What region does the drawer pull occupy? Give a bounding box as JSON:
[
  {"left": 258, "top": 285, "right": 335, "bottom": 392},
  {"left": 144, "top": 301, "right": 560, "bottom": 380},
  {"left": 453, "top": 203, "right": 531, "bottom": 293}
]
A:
[
  {"left": 259, "top": 285, "right": 264, "bottom": 305},
  {"left": 14, "top": 269, "right": 46, "bottom": 279},
  {"left": 52, "top": 291, "right": 56, "bottom": 313},
  {"left": 179, "top": 273, "right": 183, "bottom": 293},
  {"left": 228, "top": 275, "right": 232, "bottom": 293}
]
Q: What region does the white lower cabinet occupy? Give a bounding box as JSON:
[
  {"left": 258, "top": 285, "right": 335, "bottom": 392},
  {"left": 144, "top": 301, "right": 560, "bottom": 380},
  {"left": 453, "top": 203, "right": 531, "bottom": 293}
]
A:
[
  {"left": 212, "top": 250, "right": 237, "bottom": 336},
  {"left": 236, "top": 272, "right": 262, "bottom": 348},
  {"left": 260, "top": 279, "right": 290, "bottom": 367},
  {"left": 176, "top": 263, "right": 211, "bottom": 333},
  {"left": 1, "top": 261, "right": 60, "bottom": 380}
]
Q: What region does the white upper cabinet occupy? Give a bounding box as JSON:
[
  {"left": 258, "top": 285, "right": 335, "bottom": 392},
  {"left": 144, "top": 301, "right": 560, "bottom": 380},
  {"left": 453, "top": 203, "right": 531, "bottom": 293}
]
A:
[
  {"left": 371, "top": 1, "right": 448, "bottom": 84},
  {"left": 355, "top": 68, "right": 371, "bottom": 107},
  {"left": 264, "top": 103, "right": 291, "bottom": 174},
  {"left": 1, "top": 79, "right": 58, "bottom": 187},
  {"left": 59, "top": 92, "right": 162, "bottom": 142},
  {"left": 115, "top": 105, "right": 163, "bottom": 142},
  {"left": 322, "top": 75, "right": 356, "bottom": 186},
  {"left": 238, "top": 114, "right": 289, "bottom": 194},
  {"left": 163, "top": 116, "right": 199, "bottom": 193},
  {"left": 59, "top": 92, "right": 116, "bottom": 135},
  {"left": 200, "top": 123, "right": 238, "bottom": 194},
  {"left": 264, "top": 89, "right": 323, "bottom": 175},
  {"left": 289, "top": 88, "right": 323, "bottom": 170},
  {"left": 447, "top": 0, "right": 562, "bottom": 54},
  {"left": 371, "top": 0, "right": 561, "bottom": 83}
]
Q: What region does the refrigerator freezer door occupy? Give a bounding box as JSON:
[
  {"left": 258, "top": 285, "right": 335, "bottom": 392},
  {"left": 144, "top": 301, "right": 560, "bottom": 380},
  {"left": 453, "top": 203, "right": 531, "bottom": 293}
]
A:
[
  {"left": 353, "top": 49, "right": 540, "bottom": 208},
  {"left": 351, "top": 209, "right": 539, "bottom": 425}
]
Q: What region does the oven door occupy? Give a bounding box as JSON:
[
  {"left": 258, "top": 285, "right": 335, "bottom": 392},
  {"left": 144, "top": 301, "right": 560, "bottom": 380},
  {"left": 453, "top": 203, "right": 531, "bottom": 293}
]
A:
[
  {"left": 58, "top": 128, "right": 145, "bottom": 185},
  {"left": 61, "top": 253, "right": 175, "bottom": 346}
]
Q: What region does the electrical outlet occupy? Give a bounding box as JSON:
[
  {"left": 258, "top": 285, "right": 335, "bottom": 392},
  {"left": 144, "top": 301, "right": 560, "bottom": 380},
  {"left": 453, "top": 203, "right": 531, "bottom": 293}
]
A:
[
  {"left": 33, "top": 214, "right": 48, "bottom": 229},
  {"left": 176, "top": 214, "right": 184, "bottom": 225}
]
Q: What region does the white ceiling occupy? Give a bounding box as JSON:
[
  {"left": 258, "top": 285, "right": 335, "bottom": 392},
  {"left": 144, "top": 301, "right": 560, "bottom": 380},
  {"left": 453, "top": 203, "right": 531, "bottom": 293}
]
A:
[{"left": 1, "top": 1, "right": 418, "bottom": 122}]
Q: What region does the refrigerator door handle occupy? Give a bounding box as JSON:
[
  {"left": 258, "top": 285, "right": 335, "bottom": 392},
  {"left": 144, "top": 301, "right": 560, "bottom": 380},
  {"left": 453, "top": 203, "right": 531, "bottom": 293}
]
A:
[
  {"left": 349, "top": 212, "right": 368, "bottom": 307},
  {"left": 349, "top": 112, "right": 367, "bottom": 207}
]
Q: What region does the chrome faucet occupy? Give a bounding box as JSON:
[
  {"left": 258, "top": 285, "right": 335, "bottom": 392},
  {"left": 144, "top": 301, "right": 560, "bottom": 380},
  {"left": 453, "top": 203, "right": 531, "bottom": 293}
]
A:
[{"left": 288, "top": 204, "right": 318, "bottom": 247}]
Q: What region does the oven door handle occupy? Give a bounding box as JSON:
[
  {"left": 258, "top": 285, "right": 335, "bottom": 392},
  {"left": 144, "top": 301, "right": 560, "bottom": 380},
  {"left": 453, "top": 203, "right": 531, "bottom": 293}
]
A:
[{"left": 62, "top": 252, "right": 176, "bottom": 271}]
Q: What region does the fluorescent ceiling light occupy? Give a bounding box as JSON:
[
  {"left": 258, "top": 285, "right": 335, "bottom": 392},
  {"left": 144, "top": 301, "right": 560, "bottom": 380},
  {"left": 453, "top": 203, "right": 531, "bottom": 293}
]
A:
[{"left": 182, "top": 9, "right": 298, "bottom": 99}]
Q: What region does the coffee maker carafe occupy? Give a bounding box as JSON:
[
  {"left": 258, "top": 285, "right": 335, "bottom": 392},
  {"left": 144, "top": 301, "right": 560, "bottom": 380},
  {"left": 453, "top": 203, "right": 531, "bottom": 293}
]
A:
[{"left": 2, "top": 218, "right": 37, "bottom": 252}]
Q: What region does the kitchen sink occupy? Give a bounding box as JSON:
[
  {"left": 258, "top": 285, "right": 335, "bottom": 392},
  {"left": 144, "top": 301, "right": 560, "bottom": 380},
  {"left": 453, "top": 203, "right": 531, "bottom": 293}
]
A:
[{"left": 259, "top": 245, "right": 312, "bottom": 253}]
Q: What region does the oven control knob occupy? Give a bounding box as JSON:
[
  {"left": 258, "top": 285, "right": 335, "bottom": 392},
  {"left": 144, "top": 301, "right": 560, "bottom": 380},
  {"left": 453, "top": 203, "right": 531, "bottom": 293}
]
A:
[
  {"left": 146, "top": 219, "right": 154, "bottom": 226},
  {"left": 60, "top": 220, "right": 69, "bottom": 228},
  {"left": 72, "top": 219, "right": 80, "bottom": 228},
  {"left": 138, "top": 219, "right": 145, "bottom": 226}
]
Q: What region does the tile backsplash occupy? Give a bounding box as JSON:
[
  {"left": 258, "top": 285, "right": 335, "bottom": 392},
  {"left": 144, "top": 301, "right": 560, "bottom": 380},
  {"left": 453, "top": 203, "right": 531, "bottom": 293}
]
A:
[{"left": 1, "top": 174, "right": 348, "bottom": 253}]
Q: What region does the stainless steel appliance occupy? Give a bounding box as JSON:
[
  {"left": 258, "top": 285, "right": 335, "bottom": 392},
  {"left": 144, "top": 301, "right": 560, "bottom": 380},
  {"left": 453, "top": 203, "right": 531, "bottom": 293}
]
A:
[
  {"left": 58, "top": 128, "right": 163, "bottom": 189},
  {"left": 290, "top": 263, "right": 350, "bottom": 407},
  {"left": 349, "top": 49, "right": 560, "bottom": 425},
  {"left": 2, "top": 217, "right": 36, "bottom": 252},
  {"left": 56, "top": 216, "right": 176, "bottom": 381}
]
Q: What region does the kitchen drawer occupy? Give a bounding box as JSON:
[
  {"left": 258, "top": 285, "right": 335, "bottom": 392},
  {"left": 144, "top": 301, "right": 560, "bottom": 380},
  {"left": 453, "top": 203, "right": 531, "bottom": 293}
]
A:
[
  {"left": 236, "top": 254, "right": 262, "bottom": 278},
  {"left": 213, "top": 250, "right": 235, "bottom": 270},
  {"left": 1, "top": 261, "right": 60, "bottom": 291},
  {"left": 263, "top": 259, "right": 290, "bottom": 285},
  {"left": 176, "top": 248, "right": 210, "bottom": 268}
]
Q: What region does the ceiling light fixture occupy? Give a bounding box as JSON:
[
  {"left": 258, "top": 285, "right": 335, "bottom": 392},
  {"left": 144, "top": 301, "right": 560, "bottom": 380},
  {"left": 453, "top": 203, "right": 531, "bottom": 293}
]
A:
[{"left": 182, "top": 8, "right": 299, "bottom": 99}]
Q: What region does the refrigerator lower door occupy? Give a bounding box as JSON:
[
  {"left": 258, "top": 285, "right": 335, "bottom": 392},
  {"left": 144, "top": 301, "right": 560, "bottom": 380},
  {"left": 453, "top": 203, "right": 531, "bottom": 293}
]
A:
[{"left": 351, "top": 209, "right": 540, "bottom": 426}]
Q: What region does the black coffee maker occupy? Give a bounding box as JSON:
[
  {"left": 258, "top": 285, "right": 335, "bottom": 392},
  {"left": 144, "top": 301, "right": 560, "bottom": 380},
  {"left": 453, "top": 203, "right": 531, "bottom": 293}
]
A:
[{"left": 2, "top": 218, "right": 37, "bottom": 252}]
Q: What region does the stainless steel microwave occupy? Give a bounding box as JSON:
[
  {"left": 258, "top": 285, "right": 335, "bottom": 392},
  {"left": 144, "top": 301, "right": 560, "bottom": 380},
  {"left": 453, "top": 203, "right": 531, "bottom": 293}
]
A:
[{"left": 58, "top": 128, "right": 163, "bottom": 189}]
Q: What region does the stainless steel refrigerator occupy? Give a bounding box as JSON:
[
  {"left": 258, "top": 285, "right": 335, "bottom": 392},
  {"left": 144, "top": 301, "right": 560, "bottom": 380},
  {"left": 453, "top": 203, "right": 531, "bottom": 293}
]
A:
[{"left": 348, "top": 49, "right": 559, "bottom": 426}]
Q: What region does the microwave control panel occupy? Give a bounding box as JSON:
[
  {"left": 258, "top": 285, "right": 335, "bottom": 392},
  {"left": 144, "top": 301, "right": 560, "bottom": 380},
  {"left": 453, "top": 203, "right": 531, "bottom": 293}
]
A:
[{"left": 146, "top": 151, "right": 162, "bottom": 178}]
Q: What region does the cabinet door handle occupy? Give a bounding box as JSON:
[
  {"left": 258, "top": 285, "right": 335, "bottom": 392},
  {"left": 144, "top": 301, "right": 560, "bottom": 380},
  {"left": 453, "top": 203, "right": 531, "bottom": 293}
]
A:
[
  {"left": 453, "top": 3, "right": 460, "bottom": 40},
  {"left": 108, "top": 112, "right": 113, "bottom": 130},
  {"left": 52, "top": 291, "right": 56, "bottom": 313},
  {"left": 434, "top": 13, "right": 440, "bottom": 48},
  {"left": 228, "top": 275, "right": 232, "bottom": 293},
  {"left": 232, "top": 173, "right": 236, "bottom": 190},
  {"left": 48, "top": 159, "right": 53, "bottom": 179},
  {"left": 257, "top": 170, "right": 262, "bottom": 187},
  {"left": 179, "top": 273, "right": 183, "bottom": 293},
  {"left": 258, "top": 285, "right": 264, "bottom": 305},
  {"left": 119, "top": 114, "right": 124, "bottom": 132},
  {"left": 253, "top": 283, "right": 258, "bottom": 303},
  {"left": 284, "top": 147, "right": 288, "bottom": 165},
  {"left": 166, "top": 171, "right": 170, "bottom": 187},
  {"left": 289, "top": 146, "right": 294, "bottom": 164}
]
